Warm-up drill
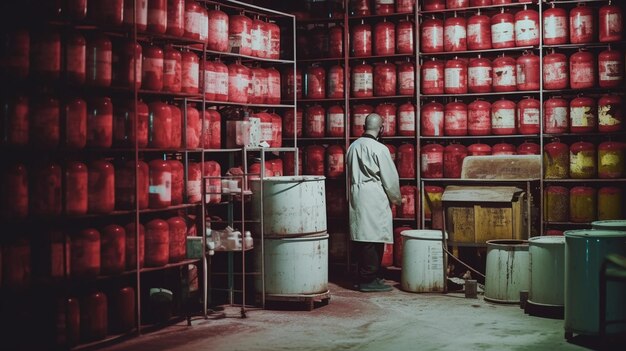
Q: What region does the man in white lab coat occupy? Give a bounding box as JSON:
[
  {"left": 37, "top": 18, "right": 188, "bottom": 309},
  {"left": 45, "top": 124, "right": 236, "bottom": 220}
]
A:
[{"left": 347, "top": 113, "right": 402, "bottom": 292}]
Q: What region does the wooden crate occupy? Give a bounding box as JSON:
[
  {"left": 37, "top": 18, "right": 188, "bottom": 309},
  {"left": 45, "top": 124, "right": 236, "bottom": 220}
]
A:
[{"left": 443, "top": 186, "right": 527, "bottom": 243}]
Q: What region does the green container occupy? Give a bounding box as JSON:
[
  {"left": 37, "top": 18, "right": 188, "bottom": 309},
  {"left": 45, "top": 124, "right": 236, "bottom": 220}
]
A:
[
  {"left": 592, "top": 220, "right": 626, "bottom": 231},
  {"left": 564, "top": 229, "right": 626, "bottom": 336}
]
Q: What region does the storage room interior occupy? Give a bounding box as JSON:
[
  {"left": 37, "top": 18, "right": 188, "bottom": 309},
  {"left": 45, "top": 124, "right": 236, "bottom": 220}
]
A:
[{"left": 1, "top": 0, "right": 625, "bottom": 350}]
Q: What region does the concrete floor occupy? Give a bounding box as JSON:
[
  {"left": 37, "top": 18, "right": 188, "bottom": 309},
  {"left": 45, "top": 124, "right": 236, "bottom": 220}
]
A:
[{"left": 101, "top": 277, "right": 619, "bottom": 351}]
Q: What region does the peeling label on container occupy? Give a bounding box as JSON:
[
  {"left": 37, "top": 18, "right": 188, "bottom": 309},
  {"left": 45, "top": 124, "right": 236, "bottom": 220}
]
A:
[
  {"left": 571, "top": 107, "right": 594, "bottom": 127},
  {"left": 353, "top": 72, "right": 373, "bottom": 91},
  {"left": 515, "top": 19, "right": 538, "bottom": 41},
  {"left": 468, "top": 66, "right": 492, "bottom": 86},
  {"left": 444, "top": 25, "right": 466, "bottom": 48},
  {"left": 600, "top": 61, "right": 622, "bottom": 81},
  {"left": 493, "top": 65, "right": 515, "bottom": 86},
  {"left": 547, "top": 107, "right": 568, "bottom": 128},
  {"left": 545, "top": 62, "right": 567, "bottom": 82},
  {"left": 423, "top": 27, "right": 443, "bottom": 49},
  {"left": 522, "top": 108, "right": 540, "bottom": 124},
  {"left": 445, "top": 67, "right": 463, "bottom": 88},
  {"left": 544, "top": 17, "right": 567, "bottom": 39},
  {"left": 492, "top": 108, "right": 515, "bottom": 128},
  {"left": 182, "top": 61, "right": 199, "bottom": 89},
  {"left": 491, "top": 22, "right": 514, "bottom": 44}
]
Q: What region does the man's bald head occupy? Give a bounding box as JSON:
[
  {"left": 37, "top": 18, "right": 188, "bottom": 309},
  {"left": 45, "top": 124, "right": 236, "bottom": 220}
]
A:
[{"left": 364, "top": 113, "right": 383, "bottom": 137}]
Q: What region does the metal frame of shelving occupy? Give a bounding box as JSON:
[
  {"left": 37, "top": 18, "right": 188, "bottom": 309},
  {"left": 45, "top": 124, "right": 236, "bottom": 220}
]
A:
[{"left": 196, "top": 0, "right": 298, "bottom": 315}]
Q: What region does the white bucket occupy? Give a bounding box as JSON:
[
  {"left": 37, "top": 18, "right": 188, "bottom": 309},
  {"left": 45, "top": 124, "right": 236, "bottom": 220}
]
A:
[
  {"left": 251, "top": 176, "right": 327, "bottom": 236},
  {"left": 401, "top": 230, "right": 446, "bottom": 293},
  {"left": 255, "top": 234, "right": 329, "bottom": 295},
  {"left": 485, "top": 240, "right": 530, "bottom": 303},
  {"left": 529, "top": 236, "right": 565, "bottom": 307}
]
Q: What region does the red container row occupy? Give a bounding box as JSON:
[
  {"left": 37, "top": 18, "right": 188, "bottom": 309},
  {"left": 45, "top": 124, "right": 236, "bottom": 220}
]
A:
[
  {"left": 421, "top": 140, "right": 540, "bottom": 178},
  {"left": 0, "top": 32, "right": 283, "bottom": 103},
  {"left": 421, "top": 97, "right": 539, "bottom": 136},
  {"left": 421, "top": 6, "right": 540, "bottom": 53},
  {"left": 350, "top": 0, "right": 415, "bottom": 16},
  {"left": 35, "top": 1, "right": 281, "bottom": 58},
  {"left": 350, "top": 18, "right": 415, "bottom": 57},
  {"left": 421, "top": 2, "right": 623, "bottom": 47},
  {"left": 1, "top": 98, "right": 225, "bottom": 150},
  {"left": 0, "top": 159, "right": 229, "bottom": 218},
  {"left": 544, "top": 140, "right": 626, "bottom": 179},
  {"left": 421, "top": 53, "right": 539, "bottom": 94},
  {"left": 297, "top": 102, "right": 416, "bottom": 138},
  {"left": 544, "top": 185, "right": 624, "bottom": 223},
  {"left": 300, "top": 144, "right": 346, "bottom": 178},
  {"left": 1, "top": 216, "right": 188, "bottom": 287},
  {"left": 422, "top": 1, "right": 524, "bottom": 12},
  {"left": 303, "top": 60, "right": 415, "bottom": 99},
  {"left": 543, "top": 48, "right": 624, "bottom": 90},
  {"left": 544, "top": 95, "right": 623, "bottom": 134}
]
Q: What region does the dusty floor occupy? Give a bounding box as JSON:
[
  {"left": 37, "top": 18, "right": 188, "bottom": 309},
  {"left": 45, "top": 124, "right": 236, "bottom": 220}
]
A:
[{"left": 102, "top": 276, "right": 622, "bottom": 351}]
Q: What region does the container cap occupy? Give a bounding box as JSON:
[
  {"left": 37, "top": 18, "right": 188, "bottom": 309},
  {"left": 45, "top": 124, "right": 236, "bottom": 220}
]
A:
[
  {"left": 564, "top": 229, "right": 626, "bottom": 238},
  {"left": 401, "top": 229, "right": 446, "bottom": 240},
  {"left": 529, "top": 236, "right": 565, "bottom": 245},
  {"left": 591, "top": 220, "right": 626, "bottom": 231}
]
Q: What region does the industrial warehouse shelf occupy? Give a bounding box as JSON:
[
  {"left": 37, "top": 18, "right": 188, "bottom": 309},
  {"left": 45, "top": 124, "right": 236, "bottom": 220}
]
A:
[
  {"left": 297, "top": 57, "right": 345, "bottom": 63},
  {"left": 421, "top": 90, "right": 541, "bottom": 98},
  {"left": 542, "top": 0, "right": 613, "bottom": 5},
  {"left": 543, "top": 131, "right": 626, "bottom": 138},
  {"left": 298, "top": 97, "right": 345, "bottom": 103},
  {"left": 47, "top": 21, "right": 207, "bottom": 46},
  {"left": 1, "top": 203, "right": 202, "bottom": 226},
  {"left": 419, "top": 1, "right": 534, "bottom": 14},
  {"left": 202, "top": 48, "right": 295, "bottom": 64},
  {"left": 348, "top": 12, "right": 418, "bottom": 20},
  {"left": 542, "top": 178, "right": 626, "bottom": 183},
  {"left": 349, "top": 94, "right": 415, "bottom": 101},
  {"left": 379, "top": 136, "right": 418, "bottom": 140},
  {"left": 394, "top": 218, "right": 417, "bottom": 221},
  {"left": 542, "top": 87, "right": 626, "bottom": 95},
  {"left": 542, "top": 41, "right": 626, "bottom": 50},
  {"left": 349, "top": 53, "right": 415, "bottom": 61},
  {"left": 420, "top": 134, "right": 541, "bottom": 140},
  {"left": 296, "top": 16, "right": 345, "bottom": 24},
  {"left": 139, "top": 259, "right": 202, "bottom": 274},
  {"left": 418, "top": 46, "right": 538, "bottom": 57},
  {"left": 189, "top": 98, "right": 295, "bottom": 108}
]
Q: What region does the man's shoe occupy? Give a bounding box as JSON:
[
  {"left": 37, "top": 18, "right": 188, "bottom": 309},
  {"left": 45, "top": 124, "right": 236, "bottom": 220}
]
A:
[{"left": 359, "top": 279, "right": 393, "bottom": 292}]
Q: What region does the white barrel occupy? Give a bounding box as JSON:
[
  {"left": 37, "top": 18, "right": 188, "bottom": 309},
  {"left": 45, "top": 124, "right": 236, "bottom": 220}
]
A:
[
  {"left": 485, "top": 240, "right": 530, "bottom": 303},
  {"left": 528, "top": 236, "right": 565, "bottom": 307},
  {"left": 401, "top": 230, "right": 446, "bottom": 293},
  {"left": 251, "top": 176, "right": 327, "bottom": 236},
  {"left": 255, "top": 234, "right": 329, "bottom": 295},
  {"left": 565, "top": 229, "right": 626, "bottom": 335}
]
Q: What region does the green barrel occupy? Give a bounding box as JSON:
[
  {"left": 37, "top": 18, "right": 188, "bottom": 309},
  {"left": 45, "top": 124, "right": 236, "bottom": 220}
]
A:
[{"left": 592, "top": 220, "right": 626, "bottom": 231}]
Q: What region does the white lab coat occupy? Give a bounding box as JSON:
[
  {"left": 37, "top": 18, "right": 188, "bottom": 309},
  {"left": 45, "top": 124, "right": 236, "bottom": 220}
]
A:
[{"left": 347, "top": 136, "right": 401, "bottom": 243}]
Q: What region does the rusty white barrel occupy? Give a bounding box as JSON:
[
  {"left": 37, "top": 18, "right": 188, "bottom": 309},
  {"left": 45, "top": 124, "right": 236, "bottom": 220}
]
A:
[
  {"left": 592, "top": 220, "right": 626, "bottom": 231},
  {"left": 485, "top": 240, "right": 530, "bottom": 304},
  {"left": 255, "top": 234, "right": 328, "bottom": 295},
  {"left": 565, "top": 229, "right": 626, "bottom": 336},
  {"left": 528, "top": 236, "right": 565, "bottom": 307},
  {"left": 251, "top": 176, "right": 327, "bottom": 236},
  {"left": 401, "top": 230, "right": 446, "bottom": 293}
]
